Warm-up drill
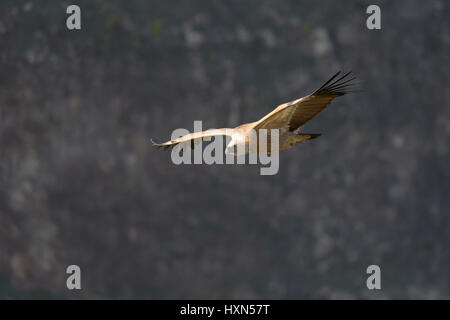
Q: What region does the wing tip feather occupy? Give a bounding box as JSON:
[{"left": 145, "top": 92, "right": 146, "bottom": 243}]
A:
[
  {"left": 151, "top": 138, "right": 174, "bottom": 151},
  {"left": 313, "top": 71, "right": 358, "bottom": 96}
]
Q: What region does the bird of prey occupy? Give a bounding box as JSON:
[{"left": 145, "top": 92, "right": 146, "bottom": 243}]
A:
[{"left": 151, "top": 71, "right": 356, "bottom": 155}]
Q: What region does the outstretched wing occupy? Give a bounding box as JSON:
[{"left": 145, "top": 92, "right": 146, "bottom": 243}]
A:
[
  {"left": 253, "top": 71, "right": 357, "bottom": 131},
  {"left": 151, "top": 128, "right": 233, "bottom": 151}
]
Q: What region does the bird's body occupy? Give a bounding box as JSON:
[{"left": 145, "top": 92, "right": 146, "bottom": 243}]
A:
[
  {"left": 222, "top": 124, "right": 321, "bottom": 155},
  {"left": 152, "top": 71, "right": 356, "bottom": 155}
]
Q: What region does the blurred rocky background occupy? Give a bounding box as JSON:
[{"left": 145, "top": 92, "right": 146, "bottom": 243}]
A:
[{"left": 0, "top": 0, "right": 449, "bottom": 299}]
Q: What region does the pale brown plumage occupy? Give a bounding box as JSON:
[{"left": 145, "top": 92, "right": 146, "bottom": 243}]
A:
[{"left": 152, "top": 71, "right": 356, "bottom": 153}]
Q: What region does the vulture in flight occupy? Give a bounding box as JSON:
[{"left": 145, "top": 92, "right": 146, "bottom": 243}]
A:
[{"left": 152, "top": 71, "right": 356, "bottom": 155}]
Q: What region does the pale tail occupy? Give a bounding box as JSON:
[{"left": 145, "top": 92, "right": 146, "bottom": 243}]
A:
[{"left": 297, "top": 133, "right": 322, "bottom": 142}]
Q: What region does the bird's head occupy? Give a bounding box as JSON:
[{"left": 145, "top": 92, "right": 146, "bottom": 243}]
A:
[
  {"left": 225, "top": 140, "right": 237, "bottom": 156},
  {"left": 225, "top": 134, "right": 248, "bottom": 156}
]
